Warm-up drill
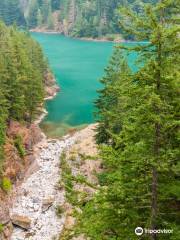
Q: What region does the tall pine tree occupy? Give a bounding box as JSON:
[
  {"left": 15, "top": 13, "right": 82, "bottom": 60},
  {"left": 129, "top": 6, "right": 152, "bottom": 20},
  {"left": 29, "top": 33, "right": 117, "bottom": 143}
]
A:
[
  {"left": 75, "top": 1, "right": 180, "bottom": 239},
  {"left": 0, "top": 22, "right": 47, "bottom": 178}
]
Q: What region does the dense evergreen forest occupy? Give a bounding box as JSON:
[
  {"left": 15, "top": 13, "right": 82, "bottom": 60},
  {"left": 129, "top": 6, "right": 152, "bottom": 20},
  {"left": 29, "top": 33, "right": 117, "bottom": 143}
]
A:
[
  {"left": 0, "top": 22, "right": 47, "bottom": 174},
  {"left": 59, "top": 0, "right": 179, "bottom": 239},
  {"left": 0, "top": 0, "right": 26, "bottom": 26},
  {"left": 22, "top": 0, "right": 127, "bottom": 36},
  {"left": 25, "top": 0, "right": 157, "bottom": 37},
  {"left": 55, "top": 0, "right": 122, "bottom": 37},
  {"left": 0, "top": 0, "right": 179, "bottom": 239},
  {"left": 0, "top": 0, "right": 157, "bottom": 38},
  {"left": 57, "top": 0, "right": 157, "bottom": 37}
]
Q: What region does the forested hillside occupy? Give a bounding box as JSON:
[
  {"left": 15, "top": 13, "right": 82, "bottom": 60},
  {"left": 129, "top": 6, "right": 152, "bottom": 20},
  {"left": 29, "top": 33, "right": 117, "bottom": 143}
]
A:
[
  {"left": 57, "top": 0, "right": 156, "bottom": 38},
  {"left": 0, "top": 22, "right": 47, "bottom": 176},
  {"left": 23, "top": 0, "right": 157, "bottom": 38},
  {"left": 24, "top": 0, "right": 122, "bottom": 36},
  {"left": 0, "top": 0, "right": 157, "bottom": 38},
  {"left": 0, "top": 0, "right": 26, "bottom": 26},
  {"left": 57, "top": 0, "right": 121, "bottom": 37}
]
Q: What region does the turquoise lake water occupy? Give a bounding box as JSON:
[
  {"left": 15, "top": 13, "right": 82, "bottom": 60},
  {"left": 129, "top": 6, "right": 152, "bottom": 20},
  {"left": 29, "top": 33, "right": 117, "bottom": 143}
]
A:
[{"left": 32, "top": 33, "right": 137, "bottom": 136}]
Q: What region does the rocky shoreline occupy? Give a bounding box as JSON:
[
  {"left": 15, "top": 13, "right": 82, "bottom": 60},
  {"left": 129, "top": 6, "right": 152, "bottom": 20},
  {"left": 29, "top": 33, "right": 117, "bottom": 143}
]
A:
[
  {"left": 75, "top": 36, "right": 124, "bottom": 43},
  {"left": 35, "top": 72, "right": 60, "bottom": 126},
  {"left": 30, "top": 29, "right": 127, "bottom": 43}
]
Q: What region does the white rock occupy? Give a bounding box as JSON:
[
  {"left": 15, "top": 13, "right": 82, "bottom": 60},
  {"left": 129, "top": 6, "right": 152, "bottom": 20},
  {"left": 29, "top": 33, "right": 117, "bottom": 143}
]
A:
[{"left": 10, "top": 137, "right": 76, "bottom": 240}]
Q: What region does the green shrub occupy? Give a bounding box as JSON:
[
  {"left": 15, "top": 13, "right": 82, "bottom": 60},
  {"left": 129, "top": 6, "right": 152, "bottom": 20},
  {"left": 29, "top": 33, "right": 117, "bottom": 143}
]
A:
[
  {"left": 0, "top": 223, "right": 3, "bottom": 233},
  {"left": 1, "top": 177, "right": 12, "bottom": 192},
  {"left": 55, "top": 205, "right": 64, "bottom": 217},
  {"left": 14, "top": 135, "right": 26, "bottom": 158},
  {"left": 0, "top": 149, "right": 4, "bottom": 174}
]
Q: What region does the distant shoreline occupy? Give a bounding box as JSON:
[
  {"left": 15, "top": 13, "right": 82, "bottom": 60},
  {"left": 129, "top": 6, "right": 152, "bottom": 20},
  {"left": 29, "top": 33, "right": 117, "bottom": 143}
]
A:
[
  {"left": 29, "top": 29, "right": 132, "bottom": 43},
  {"left": 30, "top": 29, "right": 61, "bottom": 35}
]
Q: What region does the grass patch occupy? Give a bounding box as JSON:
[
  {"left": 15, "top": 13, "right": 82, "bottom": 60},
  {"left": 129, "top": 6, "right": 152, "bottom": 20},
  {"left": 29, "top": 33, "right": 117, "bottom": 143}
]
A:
[
  {"left": 0, "top": 177, "right": 12, "bottom": 192},
  {"left": 79, "top": 153, "right": 98, "bottom": 161},
  {"left": 0, "top": 223, "right": 3, "bottom": 233},
  {"left": 14, "top": 135, "right": 26, "bottom": 158}
]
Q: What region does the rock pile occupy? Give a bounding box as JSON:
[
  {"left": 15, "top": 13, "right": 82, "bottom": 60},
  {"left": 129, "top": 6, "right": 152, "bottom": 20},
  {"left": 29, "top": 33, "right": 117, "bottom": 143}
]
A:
[{"left": 10, "top": 136, "right": 76, "bottom": 240}]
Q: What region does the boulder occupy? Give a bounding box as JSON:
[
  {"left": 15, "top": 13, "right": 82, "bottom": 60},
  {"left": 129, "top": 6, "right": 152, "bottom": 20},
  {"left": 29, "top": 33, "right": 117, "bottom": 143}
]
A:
[
  {"left": 11, "top": 214, "right": 31, "bottom": 230},
  {"left": 42, "top": 197, "right": 54, "bottom": 212}
]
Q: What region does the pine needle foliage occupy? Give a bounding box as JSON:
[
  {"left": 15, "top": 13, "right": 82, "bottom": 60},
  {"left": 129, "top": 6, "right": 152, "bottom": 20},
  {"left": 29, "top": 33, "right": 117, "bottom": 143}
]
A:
[
  {"left": 0, "top": 22, "right": 47, "bottom": 174},
  {"left": 75, "top": 1, "right": 180, "bottom": 239}
]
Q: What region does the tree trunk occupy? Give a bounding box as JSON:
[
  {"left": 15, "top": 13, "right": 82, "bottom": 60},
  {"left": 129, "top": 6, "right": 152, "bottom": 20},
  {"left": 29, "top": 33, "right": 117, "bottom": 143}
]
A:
[{"left": 151, "top": 26, "right": 162, "bottom": 239}]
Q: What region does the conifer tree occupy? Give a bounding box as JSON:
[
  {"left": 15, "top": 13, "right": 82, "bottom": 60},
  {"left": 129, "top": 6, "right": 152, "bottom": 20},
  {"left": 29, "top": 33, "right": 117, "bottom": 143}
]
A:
[
  {"left": 95, "top": 48, "right": 131, "bottom": 144},
  {"left": 27, "top": 0, "right": 39, "bottom": 28},
  {"left": 51, "top": 0, "right": 60, "bottom": 10},
  {"left": 0, "top": 22, "right": 47, "bottom": 177},
  {"left": 75, "top": 1, "right": 180, "bottom": 239},
  {"left": 0, "top": 88, "right": 8, "bottom": 173},
  {"left": 37, "top": 9, "right": 43, "bottom": 26},
  {"left": 47, "top": 4, "right": 54, "bottom": 29},
  {"left": 0, "top": 0, "right": 26, "bottom": 26},
  {"left": 41, "top": 0, "right": 52, "bottom": 24}
]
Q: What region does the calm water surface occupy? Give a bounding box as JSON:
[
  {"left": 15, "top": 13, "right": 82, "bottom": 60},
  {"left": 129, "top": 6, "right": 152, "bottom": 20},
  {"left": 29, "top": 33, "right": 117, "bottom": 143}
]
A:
[{"left": 32, "top": 33, "right": 136, "bottom": 136}]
